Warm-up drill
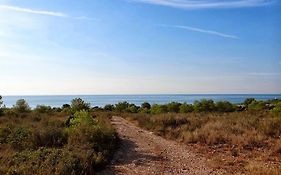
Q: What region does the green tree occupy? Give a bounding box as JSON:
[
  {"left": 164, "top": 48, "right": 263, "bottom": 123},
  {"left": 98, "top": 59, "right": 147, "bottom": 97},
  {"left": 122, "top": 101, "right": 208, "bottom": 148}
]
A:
[
  {"left": 179, "top": 103, "right": 194, "bottom": 113},
  {"left": 71, "top": 98, "right": 90, "bottom": 112},
  {"left": 216, "top": 101, "right": 235, "bottom": 112},
  {"left": 194, "top": 99, "right": 216, "bottom": 112},
  {"left": 13, "top": 99, "right": 31, "bottom": 113}
]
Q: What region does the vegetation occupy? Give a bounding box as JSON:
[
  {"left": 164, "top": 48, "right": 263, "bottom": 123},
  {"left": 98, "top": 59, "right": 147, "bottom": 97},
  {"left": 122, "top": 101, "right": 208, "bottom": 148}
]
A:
[
  {"left": 0, "top": 98, "right": 118, "bottom": 175},
  {"left": 13, "top": 99, "right": 31, "bottom": 113},
  {"left": 118, "top": 99, "right": 281, "bottom": 174},
  {"left": 0, "top": 95, "right": 3, "bottom": 116},
  {"left": 1, "top": 96, "right": 280, "bottom": 174}
]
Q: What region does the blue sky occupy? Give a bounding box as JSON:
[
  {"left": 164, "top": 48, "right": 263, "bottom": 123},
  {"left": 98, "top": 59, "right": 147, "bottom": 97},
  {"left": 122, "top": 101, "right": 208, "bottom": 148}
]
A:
[{"left": 0, "top": 0, "right": 280, "bottom": 95}]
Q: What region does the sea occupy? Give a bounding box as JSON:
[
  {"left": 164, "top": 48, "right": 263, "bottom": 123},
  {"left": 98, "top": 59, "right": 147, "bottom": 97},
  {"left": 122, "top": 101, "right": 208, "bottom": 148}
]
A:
[{"left": 2, "top": 94, "right": 281, "bottom": 108}]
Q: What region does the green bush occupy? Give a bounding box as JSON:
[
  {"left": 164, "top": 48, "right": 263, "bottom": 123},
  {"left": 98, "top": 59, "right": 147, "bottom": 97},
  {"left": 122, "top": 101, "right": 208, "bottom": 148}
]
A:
[
  {"left": 141, "top": 102, "right": 151, "bottom": 110},
  {"left": 271, "top": 102, "right": 281, "bottom": 117},
  {"left": 34, "top": 105, "right": 52, "bottom": 113},
  {"left": 13, "top": 99, "right": 31, "bottom": 113},
  {"left": 244, "top": 98, "right": 256, "bottom": 108},
  {"left": 194, "top": 99, "right": 216, "bottom": 112},
  {"left": 68, "top": 110, "right": 95, "bottom": 128},
  {"left": 151, "top": 104, "right": 168, "bottom": 114},
  {"left": 179, "top": 103, "right": 194, "bottom": 113},
  {"left": 216, "top": 101, "right": 235, "bottom": 112},
  {"left": 126, "top": 104, "right": 139, "bottom": 113},
  {"left": 167, "top": 102, "right": 181, "bottom": 113},
  {"left": 104, "top": 104, "right": 114, "bottom": 111},
  {"left": 71, "top": 98, "right": 90, "bottom": 112},
  {"left": 115, "top": 101, "right": 129, "bottom": 112},
  {"left": 248, "top": 101, "right": 267, "bottom": 111}
]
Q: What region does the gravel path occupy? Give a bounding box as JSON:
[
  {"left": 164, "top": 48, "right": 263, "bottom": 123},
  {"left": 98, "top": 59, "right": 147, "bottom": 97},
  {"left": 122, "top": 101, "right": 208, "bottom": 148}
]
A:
[{"left": 98, "top": 116, "right": 225, "bottom": 175}]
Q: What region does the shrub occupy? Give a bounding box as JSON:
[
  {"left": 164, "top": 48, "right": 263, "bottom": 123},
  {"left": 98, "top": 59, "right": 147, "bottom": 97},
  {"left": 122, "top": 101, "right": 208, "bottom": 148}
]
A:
[
  {"left": 248, "top": 101, "right": 267, "bottom": 111},
  {"left": 167, "top": 102, "right": 181, "bottom": 113},
  {"left": 126, "top": 104, "right": 139, "bottom": 113},
  {"left": 0, "top": 126, "right": 12, "bottom": 143},
  {"left": 68, "top": 110, "right": 95, "bottom": 128},
  {"left": 115, "top": 101, "right": 129, "bottom": 112},
  {"left": 271, "top": 102, "right": 281, "bottom": 117},
  {"left": 7, "top": 127, "right": 32, "bottom": 150},
  {"left": 216, "top": 101, "right": 235, "bottom": 112},
  {"left": 151, "top": 104, "right": 168, "bottom": 114},
  {"left": 141, "top": 102, "right": 151, "bottom": 110},
  {"left": 244, "top": 98, "right": 256, "bottom": 108},
  {"left": 13, "top": 99, "right": 31, "bottom": 113},
  {"left": 179, "top": 103, "right": 194, "bottom": 113},
  {"left": 34, "top": 105, "right": 52, "bottom": 113},
  {"left": 32, "top": 124, "right": 68, "bottom": 148},
  {"left": 62, "top": 104, "right": 71, "bottom": 109},
  {"left": 104, "top": 104, "right": 114, "bottom": 111},
  {"left": 194, "top": 99, "right": 216, "bottom": 112},
  {"left": 71, "top": 98, "right": 90, "bottom": 112}
]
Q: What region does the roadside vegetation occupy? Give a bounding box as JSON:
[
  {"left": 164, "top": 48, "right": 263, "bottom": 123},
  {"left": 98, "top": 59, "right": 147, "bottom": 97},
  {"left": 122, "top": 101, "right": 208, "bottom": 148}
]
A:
[
  {"left": 0, "top": 96, "right": 118, "bottom": 175},
  {"left": 114, "top": 99, "right": 281, "bottom": 175}
]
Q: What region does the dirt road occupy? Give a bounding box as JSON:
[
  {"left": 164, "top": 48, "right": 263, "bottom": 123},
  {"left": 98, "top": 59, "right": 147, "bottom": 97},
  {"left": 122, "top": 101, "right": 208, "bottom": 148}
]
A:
[{"left": 99, "top": 116, "right": 224, "bottom": 175}]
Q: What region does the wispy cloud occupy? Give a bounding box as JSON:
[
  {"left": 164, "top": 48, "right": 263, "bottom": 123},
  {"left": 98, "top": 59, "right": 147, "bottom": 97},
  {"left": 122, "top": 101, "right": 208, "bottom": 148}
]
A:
[
  {"left": 0, "top": 4, "right": 67, "bottom": 17},
  {"left": 0, "top": 4, "right": 98, "bottom": 21},
  {"left": 130, "top": 0, "right": 276, "bottom": 9},
  {"left": 158, "top": 24, "right": 238, "bottom": 39}
]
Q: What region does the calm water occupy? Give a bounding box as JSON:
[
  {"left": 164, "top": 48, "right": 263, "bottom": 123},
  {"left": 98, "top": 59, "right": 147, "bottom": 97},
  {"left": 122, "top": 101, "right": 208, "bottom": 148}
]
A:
[{"left": 2, "top": 94, "right": 281, "bottom": 108}]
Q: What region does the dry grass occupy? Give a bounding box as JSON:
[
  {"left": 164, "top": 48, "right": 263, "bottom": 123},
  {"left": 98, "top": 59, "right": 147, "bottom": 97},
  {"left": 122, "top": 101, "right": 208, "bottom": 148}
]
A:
[{"left": 122, "top": 111, "right": 281, "bottom": 174}]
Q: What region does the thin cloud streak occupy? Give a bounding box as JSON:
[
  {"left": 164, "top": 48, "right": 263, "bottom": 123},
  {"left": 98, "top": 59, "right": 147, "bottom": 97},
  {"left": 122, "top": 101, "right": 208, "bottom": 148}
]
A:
[
  {"left": 131, "top": 0, "right": 276, "bottom": 9},
  {"left": 0, "top": 4, "right": 67, "bottom": 17},
  {"left": 0, "top": 4, "right": 99, "bottom": 21},
  {"left": 158, "top": 24, "right": 238, "bottom": 39}
]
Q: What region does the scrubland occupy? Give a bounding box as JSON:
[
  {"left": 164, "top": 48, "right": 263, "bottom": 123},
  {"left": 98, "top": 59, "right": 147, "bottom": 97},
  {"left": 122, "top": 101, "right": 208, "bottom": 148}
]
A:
[
  {"left": 0, "top": 98, "right": 118, "bottom": 175},
  {"left": 121, "top": 109, "right": 281, "bottom": 174}
]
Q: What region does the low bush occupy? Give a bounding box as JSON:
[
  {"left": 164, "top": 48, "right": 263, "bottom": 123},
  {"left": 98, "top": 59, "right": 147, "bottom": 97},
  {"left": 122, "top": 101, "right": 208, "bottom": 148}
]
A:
[
  {"left": 216, "top": 101, "right": 235, "bottom": 112},
  {"left": 0, "top": 107, "right": 118, "bottom": 174},
  {"left": 34, "top": 105, "right": 52, "bottom": 114},
  {"left": 248, "top": 101, "right": 267, "bottom": 111},
  {"left": 151, "top": 104, "right": 168, "bottom": 114},
  {"left": 194, "top": 99, "right": 216, "bottom": 112},
  {"left": 179, "top": 103, "right": 194, "bottom": 113},
  {"left": 271, "top": 102, "right": 281, "bottom": 117}
]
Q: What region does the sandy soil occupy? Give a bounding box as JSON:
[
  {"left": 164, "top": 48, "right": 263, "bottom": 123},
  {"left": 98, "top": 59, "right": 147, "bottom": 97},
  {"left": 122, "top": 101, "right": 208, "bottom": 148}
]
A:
[{"left": 98, "top": 116, "right": 225, "bottom": 175}]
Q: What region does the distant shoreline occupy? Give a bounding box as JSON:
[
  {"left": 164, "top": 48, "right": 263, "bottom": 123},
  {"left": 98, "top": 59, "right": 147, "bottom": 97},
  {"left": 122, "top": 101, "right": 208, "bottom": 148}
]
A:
[{"left": 2, "top": 94, "right": 281, "bottom": 108}]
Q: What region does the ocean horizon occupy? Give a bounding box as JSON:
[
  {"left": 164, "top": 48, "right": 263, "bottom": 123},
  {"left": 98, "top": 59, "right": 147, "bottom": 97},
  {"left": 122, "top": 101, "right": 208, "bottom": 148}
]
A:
[{"left": 2, "top": 94, "right": 281, "bottom": 108}]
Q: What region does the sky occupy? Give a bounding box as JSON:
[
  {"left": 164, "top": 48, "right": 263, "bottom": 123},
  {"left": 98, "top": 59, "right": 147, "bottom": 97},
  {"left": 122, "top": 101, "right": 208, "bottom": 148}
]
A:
[{"left": 0, "top": 0, "right": 280, "bottom": 95}]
